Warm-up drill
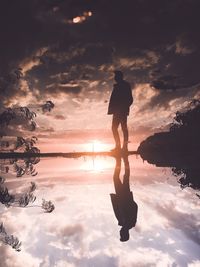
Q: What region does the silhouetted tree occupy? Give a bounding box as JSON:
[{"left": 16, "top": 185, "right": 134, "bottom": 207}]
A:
[
  {"left": 138, "top": 99, "right": 200, "bottom": 194},
  {"left": 170, "top": 99, "right": 200, "bottom": 133},
  {"left": 42, "top": 101, "right": 55, "bottom": 113}
]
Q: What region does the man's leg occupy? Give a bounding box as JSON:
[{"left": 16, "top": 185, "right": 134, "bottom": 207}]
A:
[
  {"left": 121, "top": 116, "right": 128, "bottom": 150},
  {"left": 112, "top": 116, "right": 121, "bottom": 149}
]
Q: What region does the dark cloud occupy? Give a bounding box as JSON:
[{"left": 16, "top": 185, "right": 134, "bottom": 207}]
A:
[
  {"left": 129, "top": 125, "right": 162, "bottom": 143},
  {"left": 46, "top": 83, "right": 82, "bottom": 95},
  {"left": 150, "top": 52, "right": 200, "bottom": 90},
  {"left": 139, "top": 84, "right": 199, "bottom": 112},
  {"left": 151, "top": 74, "right": 182, "bottom": 91},
  {"left": 0, "top": 69, "right": 25, "bottom": 108},
  {"left": 1, "top": 0, "right": 200, "bottom": 108},
  {"left": 39, "top": 127, "right": 55, "bottom": 133}
]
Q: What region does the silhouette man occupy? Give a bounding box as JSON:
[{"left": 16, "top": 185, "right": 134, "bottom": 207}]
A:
[
  {"left": 108, "top": 71, "right": 133, "bottom": 152},
  {"left": 110, "top": 156, "right": 138, "bottom": 242}
]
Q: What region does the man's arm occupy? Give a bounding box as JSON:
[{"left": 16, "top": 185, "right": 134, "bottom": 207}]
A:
[
  {"left": 127, "top": 83, "right": 133, "bottom": 106},
  {"left": 107, "top": 86, "right": 118, "bottom": 114}
]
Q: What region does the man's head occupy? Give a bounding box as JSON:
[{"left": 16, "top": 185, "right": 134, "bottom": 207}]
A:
[
  {"left": 120, "top": 226, "right": 129, "bottom": 242},
  {"left": 114, "top": 70, "right": 123, "bottom": 82}
]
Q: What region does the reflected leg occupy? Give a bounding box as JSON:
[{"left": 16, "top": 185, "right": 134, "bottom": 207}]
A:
[
  {"left": 113, "top": 157, "right": 123, "bottom": 194},
  {"left": 122, "top": 156, "right": 130, "bottom": 192}
]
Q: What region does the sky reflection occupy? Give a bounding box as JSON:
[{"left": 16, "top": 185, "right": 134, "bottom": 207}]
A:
[{"left": 0, "top": 155, "right": 200, "bottom": 267}]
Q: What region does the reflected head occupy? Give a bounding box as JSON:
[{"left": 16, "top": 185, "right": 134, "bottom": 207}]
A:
[
  {"left": 114, "top": 70, "right": 123, "bottom": 82},
  {"left": 120, "top": 227, "right": 129, "bottom": 242}
]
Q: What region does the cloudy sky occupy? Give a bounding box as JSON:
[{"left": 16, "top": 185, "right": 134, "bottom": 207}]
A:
[{"left": 1, "top": 0, "right": 200, "bottom": 151}]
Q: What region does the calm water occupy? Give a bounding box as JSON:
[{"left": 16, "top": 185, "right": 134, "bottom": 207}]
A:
[{"left": 0, "top": 155, "right": 199, "bottom": 267}]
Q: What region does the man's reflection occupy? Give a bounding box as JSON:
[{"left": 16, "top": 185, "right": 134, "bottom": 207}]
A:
[{"left": 110, "top": 156, "right": 138, "bottom": 242}]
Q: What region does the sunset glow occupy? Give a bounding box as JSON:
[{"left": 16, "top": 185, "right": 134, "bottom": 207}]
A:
[
  {"left": 86, "top": 140, "right": 109, "bottom": 152},
  {"left": 0, "top": 1, "right": 200, "bottom": 266},
  {"left": 80, "top": 156, "right": 113, "bottom": 172}
]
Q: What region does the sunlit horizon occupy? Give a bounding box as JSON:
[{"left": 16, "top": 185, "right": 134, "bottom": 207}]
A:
[
  {"left": 38, "top": 137, "right": 139, "bottom": 153},
  {"left": 84, "top": 140, "right": 110, "bottom": 152}
]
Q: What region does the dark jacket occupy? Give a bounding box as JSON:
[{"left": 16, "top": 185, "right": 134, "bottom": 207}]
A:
[
  {"left": 108, "top": 80, "right": 133, "bottom": 116},
  {"left": 110, "top": 191, "right": 138, "bottom": 229}
]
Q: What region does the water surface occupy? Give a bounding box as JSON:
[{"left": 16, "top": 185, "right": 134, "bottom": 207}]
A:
[{"left": 0, "top": 155, "right": 199, "bottom": 267}]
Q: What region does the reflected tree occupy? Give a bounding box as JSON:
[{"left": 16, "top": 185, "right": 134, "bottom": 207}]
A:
[
  {"left": 0, "top": 179, "right": 36, "bottom": 208},
  {"left": 172, "top": 167, "right": 200, "bottom": 191},
  {"left": 0, "top": 157, "right": 39, "bottom": 177},
  {"left": 0, "top": 223, "right": 21, "bottom": 252},
  {"left": 0, "top": 159, "right": 55, "bottom": 251},
  {"left": 13, "top": 158, "right": 39, "bottom": 177},
  {"left": 0, "top": 178, "right": 55, "bottom": 212}
]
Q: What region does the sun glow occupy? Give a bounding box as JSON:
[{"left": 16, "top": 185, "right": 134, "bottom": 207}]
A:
[
  {"left": 84, "top": 140, "right": 109, "bottom": 152},
  {"left": 80, "top": 157, "right": 113, "bottom": 173}
]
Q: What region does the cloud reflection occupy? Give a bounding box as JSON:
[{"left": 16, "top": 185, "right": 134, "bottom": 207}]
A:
[{"left": 0, "top": 155, "right": 199, "bottom": 266}]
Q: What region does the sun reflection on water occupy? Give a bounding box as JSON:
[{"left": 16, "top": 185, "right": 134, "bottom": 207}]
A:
[{"left": 80, "top": 157, "right": 113, "bottom": 173}]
